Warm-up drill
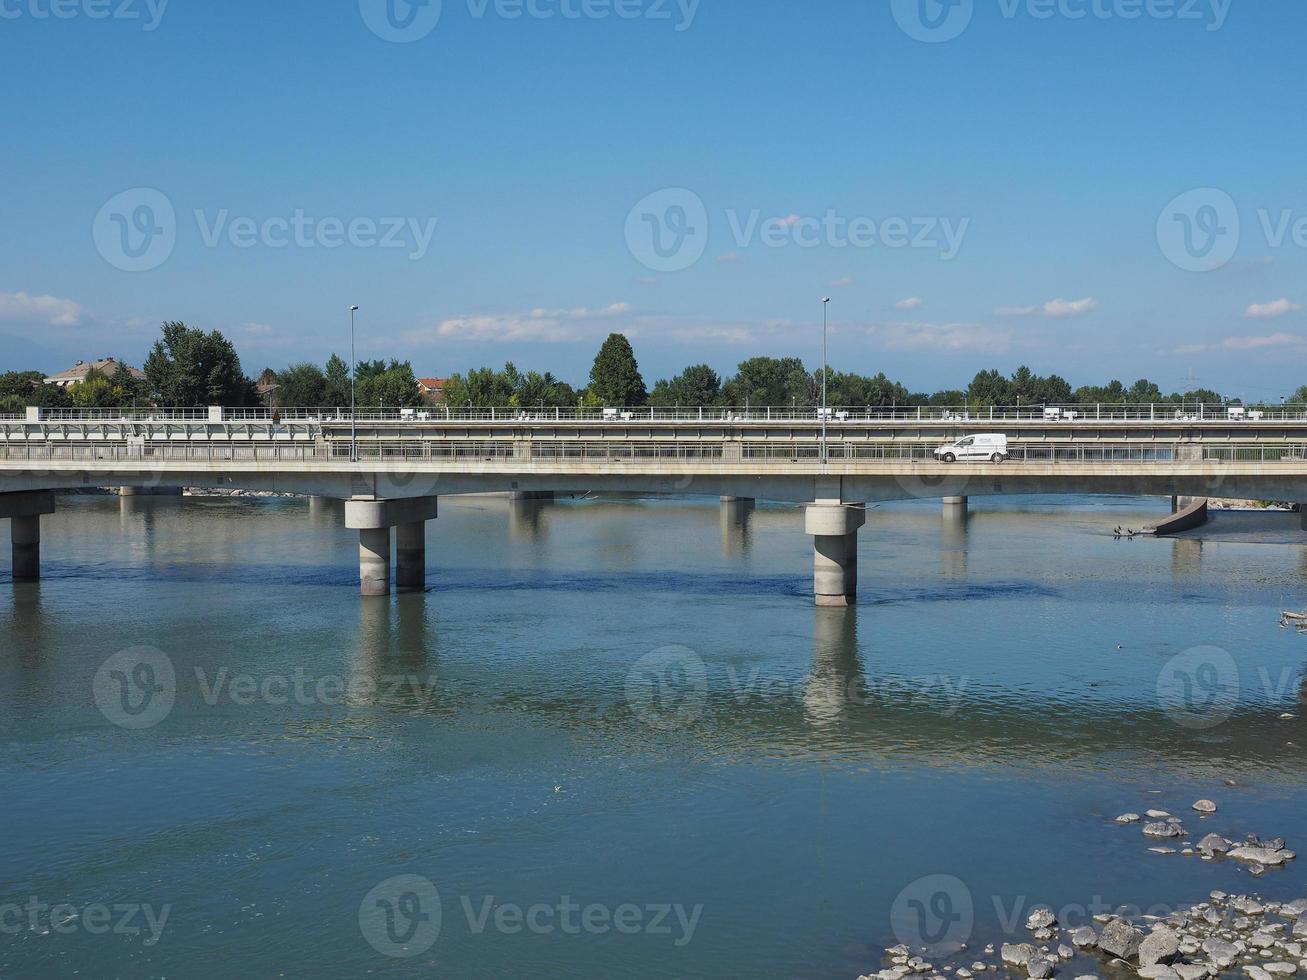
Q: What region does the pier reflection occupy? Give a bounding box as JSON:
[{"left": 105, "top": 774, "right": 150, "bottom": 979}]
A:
[
  {"left": 508, "top": 497, "right": 551, "bottom": 542},
  {"left": 719, "top": 498, "right": 755, "bottom": 557},
  {"left": 1170, "top": 536, "right": 1203, "bottom": 581},
  {"left": 941, "top": 507, "right": 969, "bottom": 579},
  {"left": 803, "top": 606, "right": 861, "bottom": 726}
]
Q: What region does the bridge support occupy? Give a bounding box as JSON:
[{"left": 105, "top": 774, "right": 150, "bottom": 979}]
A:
[
  {"left": 345, "top": 497, "right": 439, "bottom": 598},
  {"left": 395, "top": 521, "right": 427, "bottom": 593},
  {"left": 1300, "top": 504, "right": 1307, "bottom": 531},
  {"left": 2, "top": 492, "right": 56, "bottom": 583},
  {"left": 943, "top": 496, "right": 968, "bottom": 518},
  {"left": 509, "top": 490, "right": 554, "bottom": 501},
  {"left": 805, "top": 503, "right": 866, "bottom": 607}
]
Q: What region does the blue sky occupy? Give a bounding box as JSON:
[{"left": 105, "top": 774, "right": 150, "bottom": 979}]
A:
[{"left": 2, "top": 0, "right": 1306, "bottom": 398}]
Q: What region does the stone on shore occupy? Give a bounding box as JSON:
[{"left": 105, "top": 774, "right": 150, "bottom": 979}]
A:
[
  {"left": 1202, "top": 939, "right": 1239, "bottom": 967},
  {"left": 1263, "top": 965, "right": 1298, "bottom": 976},
  {"left": 1099, "top": 920, "right": 1145, "bottom": 960},
  {"left": 1138, "top": 967, "right": 1180, "bottom": 980},
  {"left": 1139, "top": 927, "right": 1181, "bottom": 967}
]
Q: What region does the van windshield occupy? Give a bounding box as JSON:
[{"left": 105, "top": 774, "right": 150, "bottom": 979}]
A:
[{"left": 958, "top": 437, "right": 974, "bottom": 446}]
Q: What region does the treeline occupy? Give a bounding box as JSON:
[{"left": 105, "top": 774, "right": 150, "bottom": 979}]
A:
[
  {"left": 0, "top": 321, "right": 425, "bottom": 410},
  {"left": 5, "top": 326, "right": 1307, "bottom": 410}
]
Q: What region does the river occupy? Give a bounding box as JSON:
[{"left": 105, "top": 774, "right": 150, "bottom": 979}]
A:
[{"left": 2, "top": 493, "right": 1305, "bottom": 978}]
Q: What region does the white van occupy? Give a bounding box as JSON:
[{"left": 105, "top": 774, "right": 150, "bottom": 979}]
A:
[{"left": 934, "top": 434, "right": 1008, "bottom": 463}]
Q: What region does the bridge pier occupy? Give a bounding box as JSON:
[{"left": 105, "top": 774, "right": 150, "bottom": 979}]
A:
[
  {"left": 1300, "top": 504, "right": 1307, "bottom": 531},
  {"left": 805, "top": 503, "right": 866, "bottom": 607},
  {"left": 1, "top": 492, "right": 56, "bottom": 583},
  {"left": 943, "top": 496, "right": 968, "bottom": 518},
  {"left": 395, "top": 521, "right": 427, "bottom": 593},
  {"left": 345, "top": 497, "right": 439, "bottom": 598},
  {"left": 509, "top": 490, "right": 554, "bottom": 501}
]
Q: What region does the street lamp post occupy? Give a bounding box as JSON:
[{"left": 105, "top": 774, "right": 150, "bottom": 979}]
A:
[
  {"left": 821, "top": 297, "right": 831, "bottom": 464},
  {"left": 349, "top": 305, "right": 359, "bottom": 462}
]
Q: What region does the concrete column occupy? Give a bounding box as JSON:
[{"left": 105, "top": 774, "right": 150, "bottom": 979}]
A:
[
  {"left": 509, "top": 490, "right": 554, "bottom": 501},
  {"left": 943, "top": 496, "right": 968, "bottom": 518},
  {"left": 359, "top": 528, "right": 392, "bottom": 597},
  {"left": 805, "top": 504, "right": 867, "bottom": 607},
  {"left": 395, "top": 521, "right": 427, "bottom": 593},
  {"left": 2, "top": 493, "right": 55, "bottom": 584},
  {"left": 1300, "top": 504, "right": 1307, "bottom": 531},
  {"left": 11, "top": 515, "right": 41, "bottom": 582}
]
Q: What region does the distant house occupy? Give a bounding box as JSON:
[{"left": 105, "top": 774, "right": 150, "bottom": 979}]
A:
[
  {"left": 45, "top": 357, "right": 146, "bottom": 389},
  {"left": 417, "top": 378, "right": 446, "bottom": 404}
]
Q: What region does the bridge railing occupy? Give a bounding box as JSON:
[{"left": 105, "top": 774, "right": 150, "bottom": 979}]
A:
[
  {"left": 1, "top": 441, "right": 1305, "bottom": 464},
  {"left": 12, "top": 403, "right": 1307, "bottom": 425}
]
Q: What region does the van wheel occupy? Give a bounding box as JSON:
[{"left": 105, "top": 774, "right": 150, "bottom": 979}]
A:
[
  {"left": 991, "top": 453, "right": 1003, "bottom": 463},
  {"left": 942, "top": 453, "right": 956, "bottom": 463}
]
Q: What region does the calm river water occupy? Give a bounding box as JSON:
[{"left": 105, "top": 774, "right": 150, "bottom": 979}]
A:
[{"left": 2, "top": 493, "right": 1306, "bottom": 978}]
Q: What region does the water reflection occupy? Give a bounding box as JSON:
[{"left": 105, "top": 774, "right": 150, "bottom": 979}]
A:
[
  {"left": 803, "top": 606, "right": 861, "bottom": 726},
  {"left": 719, "top": 497, "right": 755, "bottom": 558},
  {"left": 508, "top": 497, "right": 551, "bottom": 542},
  {"left": 941, "top": 507, "right": 969, "bottom": 579},
  {"left": 1170, "top": 536, "right": 1203, "bottom": 581}
]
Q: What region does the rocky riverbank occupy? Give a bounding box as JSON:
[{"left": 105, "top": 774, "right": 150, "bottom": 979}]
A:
[{"left": 864, "top": 798, "right": 1302, "bottom": 980}]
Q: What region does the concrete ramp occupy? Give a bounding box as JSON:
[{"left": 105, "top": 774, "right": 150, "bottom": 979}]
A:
[{"left": 1150, "top": 497, "right": 1209, "bottom": 536}]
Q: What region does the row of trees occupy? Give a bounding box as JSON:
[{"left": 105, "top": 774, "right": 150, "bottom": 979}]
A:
[
  {"left": 0, "top": 322, "right": 425, "bottom": 410},
  {"left": 5, "top": 326, "right": 1307, "bottom": 410},
  {"left": 442, "top": 334, "right": 1294, "bottom": 409}
]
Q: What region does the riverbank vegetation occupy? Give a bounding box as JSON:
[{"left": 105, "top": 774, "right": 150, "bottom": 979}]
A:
[{"left": 3, "top": 324, "right": 1306, "bottom": 410}]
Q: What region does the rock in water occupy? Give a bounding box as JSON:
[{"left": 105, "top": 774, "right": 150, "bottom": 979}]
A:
[
  {"left": 1098, "top": 919, "right": 1144, "bottom": 960},
  {"left": 1116, "top": 813, "right": 1141, "bottom": 824},
  {"left": 1027, "top": 956, "right": 1055, "bottom": 979},
  {"left": 1069, "top": 927, "right": 1098, "bottom": 948},
  {"left": 1002, "top": 944, "right": 1039, "bottom": 966},
  {"left": 1229, "top": 845, "right": 1292, "bottom": 866},
  {"left": 1192, "top": 799, "right": 1218, "bottom": 813},
  {"left": 1138, "top": 967, "right": 1180, "bottom": 980},
  {"left": 1139, "top": 926, "right": 1181, "bottom": 967},
  {"left": 1197, "top": 833, "right": 1232, "bottom": 856},
  {"left": 1202, "top": 939, "right": 1239, "bottom": 968},
  {"left": 1027, "top": 908, "right": 1058, "bottom": 931},
  {"left": 1144, "top": 822, "right": 1185, "bottom": 838}
]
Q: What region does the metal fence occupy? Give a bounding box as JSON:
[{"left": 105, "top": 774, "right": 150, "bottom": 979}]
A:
[
  {"left": 10, "top": 403, "right": 1307, "bottom": 425},
  {"left": 3, "top": 441, "right": 1304, "bottom": 465}
]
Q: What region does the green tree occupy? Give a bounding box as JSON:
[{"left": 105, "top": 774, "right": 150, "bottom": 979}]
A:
[
  {"left": 0, "top": 370, "right": 46, "bottom": 400},
  {"left": 1290, "top": 385, "right": 1307, "bottom": 405},
  {"left": 144, "top": 321, "right": 255, "bottom": 406},
  {"left": 276, "top": 362, "right": 328, "bottom": 407},
  {"left": 27, "top": 384, "right": 73, "bottom": 409},
  {"left": 967, "top": 369, "right": 1011, "bottom": 405},
  {"left": 69, "top": 367, "right": 127, "bottom": 408},
  {"left": 649, "top": 365, "right": 723, "bottom": 406},
  {"left": 588, "top": 334, "right": 647, "bottom": 406},
  {"left": 723, "top": 357, "right": 813, "bottom": 407},
  {"left": 356, "top": 360, "right": 422, "bottom": 407},
  {"left": 324, "top": 354, "right": 351, "bottom": 406}
]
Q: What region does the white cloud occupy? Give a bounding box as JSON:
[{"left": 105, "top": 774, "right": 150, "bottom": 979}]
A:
[
  {"left": 1176, "top": 333, "right": 1305, "bottom": 354},
  {"left": 895, "top": 297, "right": 923, "bottom": 311},
  {"left": 866, "top": 321, "right": 1012, "bottom": 353},
  {"left": 1244, "top": 298, "right": 1301, "bottom": 319},
  {"left": 995, "top": 297, "right": 1098, "bottom": 319},
  {"left": 829, "top": 277, "right": 852, "bottom": 288},
  {"left": 0, "top": 291, "right": 83, "bottom": 327},
  {"left": 427, "top": 303, "right": 633, "bottom": 343}
]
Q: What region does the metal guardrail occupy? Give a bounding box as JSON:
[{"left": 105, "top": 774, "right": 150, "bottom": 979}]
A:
[
  {"left": 1, "top": 442, "right": 1305, "bottom": 465},
  {"left": 10, "top": 404, "right": 1307, "bottom": 425}
]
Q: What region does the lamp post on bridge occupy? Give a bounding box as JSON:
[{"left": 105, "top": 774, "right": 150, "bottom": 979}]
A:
[
  {"left": 349, "top": 305, "right": 359, "bottom": 463},
  {"left": 821, "top": 297, "right": 831, "bottom": 465}
]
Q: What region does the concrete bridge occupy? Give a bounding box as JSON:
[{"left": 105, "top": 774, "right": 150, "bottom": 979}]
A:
[{"left": 2, "top": 406, "right": 1305, "bottom": 605}]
